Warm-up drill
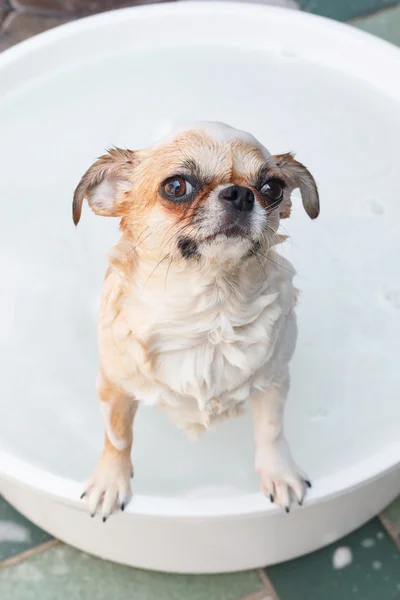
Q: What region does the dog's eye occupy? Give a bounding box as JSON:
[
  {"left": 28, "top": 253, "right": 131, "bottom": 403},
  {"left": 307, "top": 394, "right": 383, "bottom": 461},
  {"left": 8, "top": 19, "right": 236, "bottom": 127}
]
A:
[
  {"left": 161, "top": 177, "right": 193, "bottom": 200},
  {"left": 260, "top": 179, "right": 284, "bottom": 204}
]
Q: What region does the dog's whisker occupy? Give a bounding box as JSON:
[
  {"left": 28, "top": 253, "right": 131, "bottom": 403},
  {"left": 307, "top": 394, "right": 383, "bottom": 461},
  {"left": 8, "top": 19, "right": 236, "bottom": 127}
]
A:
[
  {"left": 218, "top": 263, "right": 242, "bottom": 296},
  {"left": 127, "top": 222, "right": 171, "bottom": 257},
  {"left": 143, "top": 253, "right": 171, "bottom": 288},
  {"left": 261, "top": 253, "right": 295, "bottom": 275},
  {"left": 164, "top": 256, "right": 174, "bottom": 292},
  {"left": 128, "top": 227, "right": 153, "bottom": 254},
  {"left": 158, "top": 221, "right": 196, "bottom": 259},
  {"left": 158, "top": 211, "right": 205, "bottom": 260},
  {"left": 254, "top": 252, "right": 268, "bottom": 279}
]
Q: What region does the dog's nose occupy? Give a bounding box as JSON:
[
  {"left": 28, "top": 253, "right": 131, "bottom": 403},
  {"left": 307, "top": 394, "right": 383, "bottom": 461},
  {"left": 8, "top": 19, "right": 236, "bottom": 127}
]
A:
[{"left": 219, "top": 185, "right": 254, "bottom": 212}]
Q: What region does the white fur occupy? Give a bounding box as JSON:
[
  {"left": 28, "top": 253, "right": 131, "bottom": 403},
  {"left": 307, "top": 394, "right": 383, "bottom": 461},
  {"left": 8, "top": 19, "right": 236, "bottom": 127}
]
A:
[
  {"left": 90, "top": 180, "right": 116, "bottom": 212},
  {"left": 100, "top": 249, "right": 296, "bottom": 434},
  {"left": 251, "top": 384, "right": 308, "bottom": 507},
  {"left": 85, "top": 450, "right": 132, "bottom": 519}
]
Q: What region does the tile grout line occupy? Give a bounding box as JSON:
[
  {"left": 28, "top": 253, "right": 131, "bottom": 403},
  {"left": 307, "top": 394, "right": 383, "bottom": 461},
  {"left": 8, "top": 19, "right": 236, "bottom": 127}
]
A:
[
  {"left": 237, "top": 569, "right": 281, "bottom": 600},
  {"left": 0, "top": 539, "right": 60, "bottom": 568},
  {"left": 379, "top": 513, "right": 400, "bottom": 552},
  {"left": 348, "top": 3, "right": 400, "bottom": 24},
  {"left": 238, "top": 592, "right": 276, "bottom": 600},
  {"left": 256, "top": 568, "right": 281, "bottom": 600},
  {"left": 1, "top": 9, "right": 18, "bottom": 31}
]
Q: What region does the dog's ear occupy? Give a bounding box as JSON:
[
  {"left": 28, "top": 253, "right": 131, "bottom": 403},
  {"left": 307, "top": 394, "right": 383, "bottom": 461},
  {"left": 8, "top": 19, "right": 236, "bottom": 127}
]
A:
[
  {"left": 273, "top": 153, "right": 319, "bottom": 220},
  {"left": 72, "top": 148, "right": 137, "bottom": 225}
]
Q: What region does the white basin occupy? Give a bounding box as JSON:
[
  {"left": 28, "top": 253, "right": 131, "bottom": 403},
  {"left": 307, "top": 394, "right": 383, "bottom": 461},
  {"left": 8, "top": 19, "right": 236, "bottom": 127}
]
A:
[{"left": 0, "top": 2, "right": 399, "bottom": 574}]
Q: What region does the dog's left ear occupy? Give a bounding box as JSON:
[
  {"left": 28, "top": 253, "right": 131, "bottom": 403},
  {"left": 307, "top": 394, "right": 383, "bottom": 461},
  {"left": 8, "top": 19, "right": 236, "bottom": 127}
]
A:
[
  {"left": 73, "top": 148, "right": 137, "bottom": 225},
  {"left": 273, "top": 153, "right": 320, "bottom": 220}
]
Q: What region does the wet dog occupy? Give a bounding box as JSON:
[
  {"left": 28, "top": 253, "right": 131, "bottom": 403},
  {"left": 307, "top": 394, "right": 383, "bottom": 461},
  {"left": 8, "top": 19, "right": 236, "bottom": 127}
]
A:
[{"left": 73, "top": 122, "right": 319, "bottom": 519}]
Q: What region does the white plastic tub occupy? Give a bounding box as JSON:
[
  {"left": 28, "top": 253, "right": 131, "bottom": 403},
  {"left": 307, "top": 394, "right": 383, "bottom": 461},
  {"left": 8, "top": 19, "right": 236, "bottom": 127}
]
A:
[{"left": 0, "top": 2, "right": 399, "bottom": 574}]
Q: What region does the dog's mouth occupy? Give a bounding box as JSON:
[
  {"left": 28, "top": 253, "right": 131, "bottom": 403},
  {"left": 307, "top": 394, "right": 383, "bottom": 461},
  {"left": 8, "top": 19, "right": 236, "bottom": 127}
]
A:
[
  {"left": 177, "top": 212, "right": 260, "bottom": 260},
  {"left": 207, "top": 227, "right": 246, "bottom": 241},
  {"left": 177, "top": 224, "right": 258, "bottom": 261},
  {"left": 200, "top": 218, "right": 253, "bottom": 244}
]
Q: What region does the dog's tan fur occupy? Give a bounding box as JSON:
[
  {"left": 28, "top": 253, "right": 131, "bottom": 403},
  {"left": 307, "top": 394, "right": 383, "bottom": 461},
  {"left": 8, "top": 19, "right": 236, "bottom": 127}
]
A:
[{"left": 75, "top": 122, "right": 319, "bottom": 519}]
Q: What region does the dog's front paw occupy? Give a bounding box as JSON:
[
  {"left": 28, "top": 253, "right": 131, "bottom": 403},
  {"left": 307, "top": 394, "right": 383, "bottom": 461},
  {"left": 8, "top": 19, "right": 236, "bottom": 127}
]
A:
[
  {"left": 81, "top": 452, "right": 133, "bottom": 521},
  {"left": 256, "top": 436, "right": 311, "bottom": 512}
]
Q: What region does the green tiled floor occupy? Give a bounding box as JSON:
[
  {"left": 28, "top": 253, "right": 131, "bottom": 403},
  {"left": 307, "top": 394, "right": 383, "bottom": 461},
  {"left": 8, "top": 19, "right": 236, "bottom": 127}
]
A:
[
  {"left": 1, "top": 496, "right": 399, "bottom": 599},
  {"left": 383, "top": 497, "right": 400, "bottom": 538},
  {"left": 267, "top": 519, "right": 400, "bottom": 600},
  {"left": 1, "top": 1, "right": 400, "bottom": 599},
  {"left": 353, "top": 4, "right": 400, "bottom": 45},
  {"left": 298, "top": 0, "right": 400, "bottom": 21},
  {"left": 0, "top": 542, "right": 264, "bottom": 600},
  {"left": 0, "top": 496, "right": 52, "bottom": 562}
]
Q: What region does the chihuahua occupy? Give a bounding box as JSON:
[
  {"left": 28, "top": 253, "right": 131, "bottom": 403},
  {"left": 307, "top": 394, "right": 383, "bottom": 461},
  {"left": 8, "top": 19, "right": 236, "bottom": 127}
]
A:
[{"left": 73, "top": 122, "right": 319, "bottom": 520}]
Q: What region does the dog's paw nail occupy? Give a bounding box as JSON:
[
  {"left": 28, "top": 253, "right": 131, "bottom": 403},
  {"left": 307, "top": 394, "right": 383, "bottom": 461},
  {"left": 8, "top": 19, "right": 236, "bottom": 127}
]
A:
[
  {"left": 269, "top": 494, "right": 274, "bottom": 503},
  {"left": 298, "top": 499, "right": 303, "bottom": 506},
  {"left": 102, "top": 517, "right": 107, "bottom": 523},
  {"left": 80, "top": 492, "right": 86, "bottom": 500},
  {"left": 304, "top": 480, "right": 312, "bottom": 489},
  {"left": 90, "top": 513, "right": 95, "bottom": 518},
  {"left": 121, "top": 503, "right": 125, "bottom": 512},
  {"left": 285, "top": 506, "right": 290, "bottom": 514}
]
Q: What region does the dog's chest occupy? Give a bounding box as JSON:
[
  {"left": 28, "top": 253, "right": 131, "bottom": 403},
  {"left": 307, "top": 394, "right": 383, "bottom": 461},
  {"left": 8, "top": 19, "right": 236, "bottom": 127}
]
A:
[
  {"left": 128, "top": 282, "right": 284, "bottom": 411},
  {"left": 100, "top": 255, "right": 295, "bottom": 424}
]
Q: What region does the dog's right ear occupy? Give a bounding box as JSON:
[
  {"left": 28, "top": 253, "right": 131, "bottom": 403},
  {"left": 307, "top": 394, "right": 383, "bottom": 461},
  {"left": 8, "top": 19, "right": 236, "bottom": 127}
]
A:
[
  {"left": 273, "top": 153, "right": 319, "bottom": 220},
  {"left": 72, "top": 148, "right": 137, "bottom": 225}
]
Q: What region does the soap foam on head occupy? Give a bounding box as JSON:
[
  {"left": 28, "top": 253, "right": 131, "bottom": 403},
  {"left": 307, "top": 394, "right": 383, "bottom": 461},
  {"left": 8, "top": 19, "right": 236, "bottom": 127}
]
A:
[{"left": 154, "top": 120, "right": 272, "bottom": 160}]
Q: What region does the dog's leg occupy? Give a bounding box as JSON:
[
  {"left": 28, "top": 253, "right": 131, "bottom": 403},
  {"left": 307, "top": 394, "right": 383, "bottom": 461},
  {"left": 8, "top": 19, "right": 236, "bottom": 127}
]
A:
[
  {"left": 82, "top": 370, "right": 138, "bottom": 520},
  {"left": 251, "top": 375, "right": 310, "bottom": 512}
]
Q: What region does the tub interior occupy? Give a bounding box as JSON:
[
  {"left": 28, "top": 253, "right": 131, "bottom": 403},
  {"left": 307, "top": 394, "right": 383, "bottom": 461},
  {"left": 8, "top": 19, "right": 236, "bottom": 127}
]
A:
[{"left": 1, "top": 41, "right": 400, "bottom": 498}]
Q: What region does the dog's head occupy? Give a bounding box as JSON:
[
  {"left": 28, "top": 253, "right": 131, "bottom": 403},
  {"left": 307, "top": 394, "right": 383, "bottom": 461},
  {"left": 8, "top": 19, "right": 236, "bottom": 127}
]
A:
[{"left": 73, "top": 122, "right": 319, "bottom": 263}]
